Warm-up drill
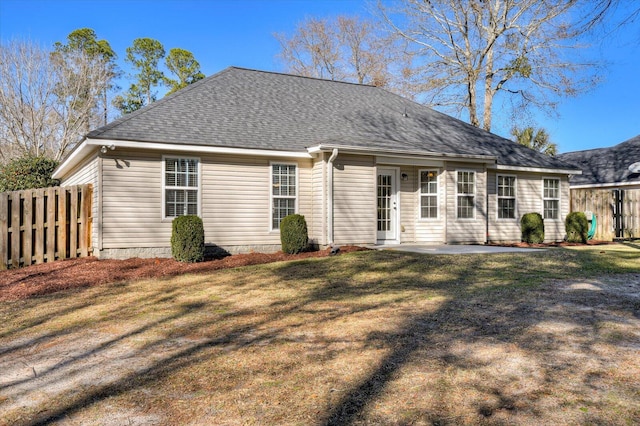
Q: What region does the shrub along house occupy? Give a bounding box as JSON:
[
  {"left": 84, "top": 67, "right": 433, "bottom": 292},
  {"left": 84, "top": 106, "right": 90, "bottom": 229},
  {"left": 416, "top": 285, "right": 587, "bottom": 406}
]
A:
[{"left": 53, "top": 67, "right": 581, "bottom": 258}]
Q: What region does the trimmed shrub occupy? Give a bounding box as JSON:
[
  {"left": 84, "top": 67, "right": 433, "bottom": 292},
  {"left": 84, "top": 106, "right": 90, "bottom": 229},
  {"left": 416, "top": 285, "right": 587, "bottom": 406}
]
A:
[
  {"left": 280, "top": 214, "right": 308, "bottom": 254},
  {"left": 171, "top": 215, "right": 205, "bottom": 262},
  {"left": 565, "top": 211, "right": 588, "bottom": 243},
  {"left": 0, "top": 156, "right": 59, "bottom": 192},
  {"left": 521, "top": 212, "right": 544, "bottom": 244}
]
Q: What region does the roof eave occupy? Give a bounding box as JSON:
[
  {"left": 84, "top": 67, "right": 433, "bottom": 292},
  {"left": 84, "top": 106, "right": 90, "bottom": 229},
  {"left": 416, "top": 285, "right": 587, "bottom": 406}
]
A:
[
  {"left": 307, "top": 144, "right": 497, "bottom": 164},
  {"left": 490, "top": 163, "right": 582, "bottom": 175}
]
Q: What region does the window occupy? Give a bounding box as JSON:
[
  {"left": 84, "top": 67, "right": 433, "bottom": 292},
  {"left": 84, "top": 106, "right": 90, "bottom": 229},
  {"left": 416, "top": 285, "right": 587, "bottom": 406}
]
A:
[
  {"left": 457, "top": 171, "right": 475, "bottom": 219},
  {"left": 271, "top": 163, "right": 297, "bottom": 230},
  {"left": 497, "top": 175, "right": 516, "bottom": 219},
  {"left": 164, "top": 157, "right": 199, "bottom": 218},
  {"left": 419, "top": 170, "right": 438, "bottom": 219},
  {"left": 543, "top": 178, "right": 560, "bottom": 219}
]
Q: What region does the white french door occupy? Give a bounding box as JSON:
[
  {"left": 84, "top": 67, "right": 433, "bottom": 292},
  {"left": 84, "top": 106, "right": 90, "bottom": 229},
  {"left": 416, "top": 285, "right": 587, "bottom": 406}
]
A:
[{"left": 377, "top": 168, "right": 399, "bottom": 242}]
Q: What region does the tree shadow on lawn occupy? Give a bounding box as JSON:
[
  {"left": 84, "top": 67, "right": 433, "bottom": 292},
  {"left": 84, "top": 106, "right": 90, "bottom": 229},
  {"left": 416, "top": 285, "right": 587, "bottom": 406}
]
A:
[{"left": 2, "top": 249, "right": 639, "bottom": 425}]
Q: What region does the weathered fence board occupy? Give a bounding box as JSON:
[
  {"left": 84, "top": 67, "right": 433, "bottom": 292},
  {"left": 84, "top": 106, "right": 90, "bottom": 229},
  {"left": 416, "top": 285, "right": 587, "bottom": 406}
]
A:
[
  {"left": 0, "top": 184, "right": 92, "bottom": 270},
  {"left": 570, "top": 188, "right": 640, "bottom": 241}
]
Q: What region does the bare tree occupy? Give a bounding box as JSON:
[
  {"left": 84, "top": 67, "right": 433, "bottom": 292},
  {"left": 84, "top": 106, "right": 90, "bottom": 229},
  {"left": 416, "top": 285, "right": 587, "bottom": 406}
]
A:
[
  {"left": 0, "top": 39, "right": 58, "bottom": 162},
  {"left": 0, "top": 38, "right": 112, "bottom": 162},
  {"left": 275, "top": 17, "right": 344, "bottom": 81},
  {"left": 379, "top": 0, "right": 609, "bottom": 131},
  {"left": 275, "top": 15, "right": 402, "bottom": 89}
]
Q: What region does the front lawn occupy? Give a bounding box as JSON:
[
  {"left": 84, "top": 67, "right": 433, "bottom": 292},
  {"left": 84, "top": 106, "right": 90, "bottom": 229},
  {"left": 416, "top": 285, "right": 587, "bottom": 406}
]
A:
[{"left": 1, "top": 244, "right": 639, "bottom": 425}]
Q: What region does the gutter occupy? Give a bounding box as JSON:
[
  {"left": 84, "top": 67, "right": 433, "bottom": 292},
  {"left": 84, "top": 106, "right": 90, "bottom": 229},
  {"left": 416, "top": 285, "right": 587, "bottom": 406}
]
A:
[{"left": 327, "top": 148, "right": 339, "bottom": 246}]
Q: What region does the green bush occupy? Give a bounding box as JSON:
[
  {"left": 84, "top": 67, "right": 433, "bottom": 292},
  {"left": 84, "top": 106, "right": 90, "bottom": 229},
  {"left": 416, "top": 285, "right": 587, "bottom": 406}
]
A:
[
  {"left": 521, "top": 212, "right": 545, "bottom": 244},
  {"left": 0, "top": 156, "right": 60, "bottom": 192},
  {"left": 280, "top": 214, "right": 308, "bottom": 254},
  {"left": 171, "top": 215, "right": 205, "bottom": 262},
  {"left": 565, "top": 212, "right": 588, "bottom": 243}
]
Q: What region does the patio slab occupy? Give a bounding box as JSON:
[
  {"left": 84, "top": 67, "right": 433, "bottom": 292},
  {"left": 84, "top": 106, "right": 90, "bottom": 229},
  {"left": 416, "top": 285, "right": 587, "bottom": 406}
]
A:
[{"left": 364, "top": 244, "right": 546, "bottom": 254}]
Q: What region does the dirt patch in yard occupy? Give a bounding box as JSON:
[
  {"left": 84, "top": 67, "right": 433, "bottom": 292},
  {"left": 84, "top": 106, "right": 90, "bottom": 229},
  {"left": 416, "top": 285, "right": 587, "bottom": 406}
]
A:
[
  {"left": 1, "top": 248, "right": 639, "bottom": 425},
  {"left": 0, "top": 246, "right": 367, "bottom": 301}
]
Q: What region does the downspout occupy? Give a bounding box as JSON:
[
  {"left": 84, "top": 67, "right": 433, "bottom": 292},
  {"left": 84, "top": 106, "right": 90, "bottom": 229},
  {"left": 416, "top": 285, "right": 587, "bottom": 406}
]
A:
[{"left": 327, "top": 148, "right": 339, "bottom": 245}]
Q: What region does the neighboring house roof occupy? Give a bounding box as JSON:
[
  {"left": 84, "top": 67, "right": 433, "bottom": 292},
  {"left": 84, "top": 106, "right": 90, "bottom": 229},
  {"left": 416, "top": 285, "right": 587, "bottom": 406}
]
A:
[
  {"left": 84, "top": 67, "right": 578, "bottom": 172},
  {"left": 558, "top": 135, "right": 640, "bottom": 187}
]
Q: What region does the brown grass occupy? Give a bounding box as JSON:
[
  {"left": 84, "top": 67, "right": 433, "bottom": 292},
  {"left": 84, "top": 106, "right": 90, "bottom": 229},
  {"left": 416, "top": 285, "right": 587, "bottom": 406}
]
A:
[{"left": 1, "top": 244, "right": 639, "bottom": 425}]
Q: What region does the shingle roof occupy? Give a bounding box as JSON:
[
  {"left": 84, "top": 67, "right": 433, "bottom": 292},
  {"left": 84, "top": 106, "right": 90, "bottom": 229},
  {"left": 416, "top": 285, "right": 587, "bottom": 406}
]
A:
[
  {"left": 89, "top": 66, "right": 579, "bottom": 171},
  {"left": 558, "top": 134, "right": 640, "bottom": 186}
]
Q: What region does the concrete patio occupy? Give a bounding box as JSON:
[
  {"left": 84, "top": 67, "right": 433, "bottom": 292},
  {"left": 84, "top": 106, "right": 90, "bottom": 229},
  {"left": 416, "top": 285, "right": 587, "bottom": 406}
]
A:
[{"left": 364, "top": 244, "right": 546, "bottom": 254}]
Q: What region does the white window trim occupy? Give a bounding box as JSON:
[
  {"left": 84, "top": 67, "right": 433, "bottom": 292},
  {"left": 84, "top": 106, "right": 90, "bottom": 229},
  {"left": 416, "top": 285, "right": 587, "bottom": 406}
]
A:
[
  {"left": 161, "top": 155, "right": 202, "bottom": 221},
  {"left": 496, "top": 174, "right": 517, "bottom": 221},
  {"left": 542, "top": 176, "right": 561, "bottom": 221},
  {"left": 456, "top": 170, "right": 476, "bottom": 220},
  {"left": 270, "top": 161, "right": 298, "bottom": 232},
  {"left": 418, "top": 169, "right": 439, "bottom": 221}
]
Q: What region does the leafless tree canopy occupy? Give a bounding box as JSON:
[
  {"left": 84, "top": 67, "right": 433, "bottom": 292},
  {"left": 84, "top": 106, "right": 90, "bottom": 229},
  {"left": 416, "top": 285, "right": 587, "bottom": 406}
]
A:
[
  {"left": 0, "top": 39, "right": 112, "bottom": 162},
  {"left": 379, "top": 0, "right": 608, "bottom": 131},
  {"left": 274, "top": 15, "right": 411, "bottom": 94}
]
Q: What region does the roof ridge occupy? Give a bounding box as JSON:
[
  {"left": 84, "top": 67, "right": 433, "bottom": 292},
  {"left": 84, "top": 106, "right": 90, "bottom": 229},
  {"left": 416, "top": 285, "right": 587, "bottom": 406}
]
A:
[{"left": 227, "top": 66, "right": 377, "bottom": 88}]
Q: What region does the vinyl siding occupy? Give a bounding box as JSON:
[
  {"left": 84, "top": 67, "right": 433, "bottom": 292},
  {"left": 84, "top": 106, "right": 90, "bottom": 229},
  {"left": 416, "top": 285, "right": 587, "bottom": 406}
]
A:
[
  {"left": 311, "top": 155, "right": 326, "bottom": 246},
  {"left": 487, "top": 172, "right": 570, "bottom": 243},
  {"left": 99, "top": 149, "right": 314, "bottom": 249},
  {"left": 445, "top": 163, "right": 487, "bottom": 244},
  {"left": 333, "top": 154, "right": 376, "bottom": 244},
  {"left": 398, "top": 166, "right": 416, "bottom": 243},
  {"left": 414, "top": 167, "right": 446, "bottom": 243},
  {"left": 60, "top": 153, "right": 99, "bottom": 250}
]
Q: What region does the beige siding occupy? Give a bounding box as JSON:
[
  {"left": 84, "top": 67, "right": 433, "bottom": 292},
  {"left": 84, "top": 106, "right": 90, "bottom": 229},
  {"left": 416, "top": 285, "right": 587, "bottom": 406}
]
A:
[
  {"left": 414, "top": 167, "right": 446, "bottom": 243},
  {"left": 394, "top": 166, "right": 446, "bottom": 243},
  {"left": 101, "top": 151, "right": 164, "bottom": 248},
  {"left": 445, "top": 163, "right": 487, "bottom": 244},
  {"left": 333, "top": 154, "right": 376, "bottom": 244},
  {"left": 546, "top": 175, "right": 570, "bottom": 242},
  {"left": 311, "top": 155, "right": 326, "bottom": 246},
  {"left": 60, "top": 153, "right": 99, "bottom": 250},
  {"left": 398, "top": 166, "right": 416, "bottom": 242},
  {"left": 99, "top": 149, "right": 314, "bottom": 250},
  {"left": 488, "top": 171, "right": 570, "bottom": 243}
]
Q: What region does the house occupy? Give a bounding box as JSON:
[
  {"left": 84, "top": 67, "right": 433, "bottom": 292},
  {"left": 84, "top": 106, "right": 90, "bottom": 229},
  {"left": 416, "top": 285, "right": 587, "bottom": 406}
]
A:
[
  {"left": 558, "top": 135, "right": 640, "bottom": 190},
  {"left": 559, "top": 135, "right": 640, "bottom": 239},
  {"left": 53, "top": 67, "right": 581, "bottom": 258}
]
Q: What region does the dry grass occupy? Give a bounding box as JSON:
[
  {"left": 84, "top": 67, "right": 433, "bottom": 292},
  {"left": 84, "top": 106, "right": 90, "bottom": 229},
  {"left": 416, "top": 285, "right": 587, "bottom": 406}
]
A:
[{"left": 1, "top": 244, "right": 639, "bottom": 425}]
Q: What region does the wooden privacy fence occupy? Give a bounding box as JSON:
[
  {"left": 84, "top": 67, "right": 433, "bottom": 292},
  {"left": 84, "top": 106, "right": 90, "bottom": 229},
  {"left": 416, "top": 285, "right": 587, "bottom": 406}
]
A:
[
  {"left": 570, "top": 188, "right": 640, "bottom": 241},
  {"left": 0, "top": 184, "right": 92, "bottom": 269}
]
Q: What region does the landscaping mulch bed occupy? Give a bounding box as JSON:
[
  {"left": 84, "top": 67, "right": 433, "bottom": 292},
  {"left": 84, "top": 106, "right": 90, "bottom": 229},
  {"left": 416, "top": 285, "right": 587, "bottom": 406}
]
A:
[{"left": 0, "top": 246, "right": 367, "bottom": 301}]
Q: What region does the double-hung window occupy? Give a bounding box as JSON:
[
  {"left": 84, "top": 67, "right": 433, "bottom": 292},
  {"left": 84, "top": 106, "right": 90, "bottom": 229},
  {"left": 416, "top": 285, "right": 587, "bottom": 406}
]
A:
[
  {"left": 497, "top": 175, "right": 516, "bottom": 219},
  {"left": 419, "top": 170, "right": 438, "bottom": 219},
  {"left": 543, "top": 178, "right": 560, "bottom": 219},
  {"left": 271, "top": 163, "right": 297, "bottom": 230},
  {"left": 164, "top": 157, "right": 200, "bottom": 218},
  {"left": 457, "top": 171, "right": 475, "bottom": 219}
]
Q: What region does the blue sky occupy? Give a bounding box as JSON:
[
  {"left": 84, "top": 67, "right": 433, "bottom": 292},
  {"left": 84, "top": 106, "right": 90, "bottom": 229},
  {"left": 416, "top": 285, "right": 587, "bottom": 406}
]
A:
[{"left": 1, "top": 0, "right": 638, "bottom": 153}]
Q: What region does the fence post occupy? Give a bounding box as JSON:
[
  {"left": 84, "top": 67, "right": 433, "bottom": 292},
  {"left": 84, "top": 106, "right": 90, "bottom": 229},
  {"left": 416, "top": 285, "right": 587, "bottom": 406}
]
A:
[
  {"left": 10, "top": 192, "right": 21, "bottom": 268},
  {"left": 34, "top": 189, "right": 45, "bottom": 264},
  {"left": 0, "top": 193, "right": 7, "bottom": 270},
  {"left": 46, "top": 187, "right": 56, "bottom": 262},
  {"left": 23, "top": 190, "right": 33, "bottom": 266},
  {"left": 69, "top": 185, "right": 78, "bottom": 258},
  {"left": 80, "top": 185, "right": 90, "bottom": 257},
  {"left": 57, "top": 187, "right": 67, "bottom": 259}
]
